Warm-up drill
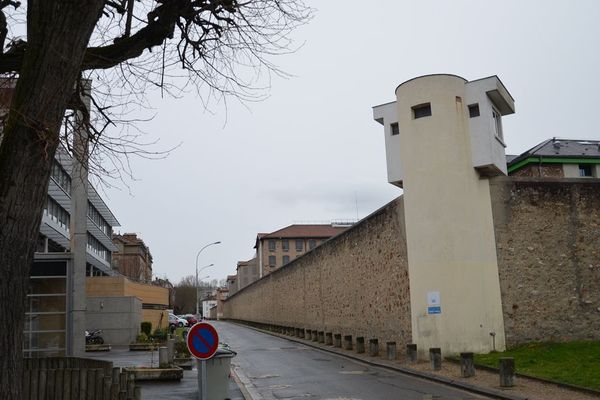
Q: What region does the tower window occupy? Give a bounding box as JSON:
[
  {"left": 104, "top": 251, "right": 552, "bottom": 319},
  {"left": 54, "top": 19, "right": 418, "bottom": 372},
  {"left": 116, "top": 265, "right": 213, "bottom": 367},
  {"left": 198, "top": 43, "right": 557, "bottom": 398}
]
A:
[
  {"left": 492, "top": 106, "right": 503, "bottom": 140},
  {"left": 412, "top": 103, "right": 431, "bottom": 119},
  {"left": 390, "top": 122, "right": 399, "bottom": 136},
  {"left": 468, "top": 104, "right": 480, "bottom": 118}
]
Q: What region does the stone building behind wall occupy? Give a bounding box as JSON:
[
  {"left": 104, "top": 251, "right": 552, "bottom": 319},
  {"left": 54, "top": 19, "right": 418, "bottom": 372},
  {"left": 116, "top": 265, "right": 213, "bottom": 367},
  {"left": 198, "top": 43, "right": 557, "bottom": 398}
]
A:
[
  {"left": 507, "top": 138, "right": 600, "bottom": 178},
  {"left": 236, "top": 258, "right": 259, "bottom": 290},
  {"left": 255, "top": 224, "right": 350, "bottom": 277},
  {"left": 112, "top": 233, "right": 153, "bottom": 282}
]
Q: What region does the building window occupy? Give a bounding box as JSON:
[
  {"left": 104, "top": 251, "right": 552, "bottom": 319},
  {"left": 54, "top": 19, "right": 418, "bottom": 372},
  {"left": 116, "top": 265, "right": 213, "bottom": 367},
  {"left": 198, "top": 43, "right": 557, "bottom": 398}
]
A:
[
  {"left": 468, "top": 104, "right": 480, "bottom": 118},
  {"left": 282, "top": 255, "right": 290, "bottom": 265},
  {"left": 492, "top": 107, "right": 503, "bottom": 140},
  {"left": 88, "top": 202, "right": 111, "bottom": 237},
  {"left": 282, "top": 239, "right": 289, "bottom": 252},
  {"left": 579, "top": 164, "right": 593, "bottom": 177},
  {"left": 308, "top": 239, "right": 317, "bottom": 250},
  {"left": 268, "top": 255, "right": 276, "bottom": 267},
  {"left": 268, "top": 240, "right": 276, "bottom": 251},
  {"left": 295, "top": 239, "right": 303, "bottom": 252},
  {"left": 412, "top": 103, "right": 431, "bottom": 119},
  {"left": 51, "top": 160, "right": 71, "bottom": 195},
  {"left": 44, "top": 197, "right": 70, "bottom": 233},
  {"left": 390, "top": 122, "right": 399, "bottom": 136}
]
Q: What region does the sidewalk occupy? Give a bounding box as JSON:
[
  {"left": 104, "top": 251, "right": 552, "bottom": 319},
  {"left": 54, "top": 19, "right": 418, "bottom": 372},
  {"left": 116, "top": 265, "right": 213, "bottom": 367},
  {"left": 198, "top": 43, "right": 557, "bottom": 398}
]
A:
[
  {"left": 231, "top": 324, "right": 600, "bottom": 400},
  {"left": 84, "top": 346, "right": 245, "bottom": 400}
]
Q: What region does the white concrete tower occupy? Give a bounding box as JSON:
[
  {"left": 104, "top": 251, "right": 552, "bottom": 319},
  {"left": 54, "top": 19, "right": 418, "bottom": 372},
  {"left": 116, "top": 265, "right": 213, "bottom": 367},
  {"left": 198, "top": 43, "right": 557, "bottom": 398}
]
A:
[{"left": 373, "top": 74, "right": 515, "bottom": 356}]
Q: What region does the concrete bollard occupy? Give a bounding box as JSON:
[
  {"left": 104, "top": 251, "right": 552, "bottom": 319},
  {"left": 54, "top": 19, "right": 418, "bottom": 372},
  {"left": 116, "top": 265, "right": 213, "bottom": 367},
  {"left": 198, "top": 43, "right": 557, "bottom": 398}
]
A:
[
  {"left": 295, "top": 328, "right": 302, "bottom": 337},
  {"left": 312, "top": 330, "right": 319, "bottom": 342},
  {"left": 407, "top": 343, "right": 418, "bottom": 363},
  {"left": 499, "top": 357, "right": 515, "bottom": 387},
  {"left": 369, "top": 339, "right": 379, "bottom": 357},
  {"left": 318, "top": 331, "right": 325, "bottom": 343},
  {"left": 460, "top": 352, "right": 475, "bottom": 378},
  {"left": 334, "top": 334, "right": 342, "bottom": 348},
  {"left": 167, "top": 339, "right": 175, "bottom": 363},
  {"left": 299, "top": 329, "right": 305, "bottom": 339},
  {"left": 386, "top": 342, "right": 397, "bottom": 360},
  {"left": 305, "top": 330, "right": 312, "bottom": 340},
  {"left": 356, "top": 337, "right": 365, "bottom": 354},
  {"left": 343, "top": 335, "right": 353, "bottom": 350},
  {"left": 429, "top": 348, "right": 442, "bottom": 371},
  {"left": 325, "top": 332, "right": 333, "bottom": 346},
  {"left": 158, "top": 347, "right": 169, "bottom": 367}
]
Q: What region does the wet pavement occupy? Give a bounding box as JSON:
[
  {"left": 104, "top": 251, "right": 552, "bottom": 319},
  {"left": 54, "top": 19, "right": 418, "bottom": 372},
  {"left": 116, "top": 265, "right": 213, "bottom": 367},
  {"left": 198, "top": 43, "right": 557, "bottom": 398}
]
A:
[{"left": 214, "top": 320, "right": 492, "bottom": 400}]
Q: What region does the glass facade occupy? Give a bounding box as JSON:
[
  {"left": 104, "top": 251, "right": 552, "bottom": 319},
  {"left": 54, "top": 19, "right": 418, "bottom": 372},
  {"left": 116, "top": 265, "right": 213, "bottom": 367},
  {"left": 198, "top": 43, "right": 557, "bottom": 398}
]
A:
[{"left": 23, "top": 260, "right": 68, "bottom": 358}]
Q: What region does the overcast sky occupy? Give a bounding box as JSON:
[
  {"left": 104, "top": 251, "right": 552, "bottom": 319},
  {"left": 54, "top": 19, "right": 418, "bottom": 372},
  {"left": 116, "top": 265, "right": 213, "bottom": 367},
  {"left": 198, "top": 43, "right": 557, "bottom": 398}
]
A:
[{"left": 101, "top": 0, "right": 600, "bottom": 284}]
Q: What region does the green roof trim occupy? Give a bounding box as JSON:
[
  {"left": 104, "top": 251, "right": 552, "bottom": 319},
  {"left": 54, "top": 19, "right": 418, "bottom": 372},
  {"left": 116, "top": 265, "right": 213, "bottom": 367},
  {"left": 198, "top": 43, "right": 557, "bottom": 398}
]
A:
[{"left": 508, "top": 157, "right": 600, "bottom": 173}]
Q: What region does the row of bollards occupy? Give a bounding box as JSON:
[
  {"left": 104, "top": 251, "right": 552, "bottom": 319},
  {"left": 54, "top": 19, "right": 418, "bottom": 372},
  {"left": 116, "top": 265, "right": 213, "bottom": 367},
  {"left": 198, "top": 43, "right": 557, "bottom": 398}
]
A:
[{"left": 276, "top": 325, "right": 516, "bottom": 387}]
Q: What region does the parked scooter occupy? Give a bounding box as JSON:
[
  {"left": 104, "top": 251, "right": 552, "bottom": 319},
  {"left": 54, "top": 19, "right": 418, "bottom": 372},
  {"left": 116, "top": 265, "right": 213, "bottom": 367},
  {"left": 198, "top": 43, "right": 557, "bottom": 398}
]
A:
[{"left": 85, "top": 329, "right": 104, "bottom": 345}]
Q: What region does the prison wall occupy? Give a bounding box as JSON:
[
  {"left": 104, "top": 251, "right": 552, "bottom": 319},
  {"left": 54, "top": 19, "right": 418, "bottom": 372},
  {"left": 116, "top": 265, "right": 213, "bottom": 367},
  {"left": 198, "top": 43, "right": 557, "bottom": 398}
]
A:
[
  {"left": 491, "top": 177, "right": 600, "bottom": 347},
  {"left": 224, "top": 197, "right": 413, "bottom": 348}
]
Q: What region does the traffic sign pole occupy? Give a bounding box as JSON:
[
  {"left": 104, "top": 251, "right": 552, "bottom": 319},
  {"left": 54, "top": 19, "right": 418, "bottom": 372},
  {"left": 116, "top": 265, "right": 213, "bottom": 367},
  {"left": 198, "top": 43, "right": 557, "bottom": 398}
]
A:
[
  {"left": 197, "top": 359, "right": 207, "bottom": 400},
  {"left": 187, "top": 322, "right": 219, "bottom": 400}
]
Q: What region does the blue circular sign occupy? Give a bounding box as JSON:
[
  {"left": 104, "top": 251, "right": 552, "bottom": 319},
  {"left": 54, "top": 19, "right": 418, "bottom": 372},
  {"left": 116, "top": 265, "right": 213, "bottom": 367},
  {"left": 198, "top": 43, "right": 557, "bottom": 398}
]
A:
[{"left": 186, "top": 322, "right": 219, "bottom": 360}]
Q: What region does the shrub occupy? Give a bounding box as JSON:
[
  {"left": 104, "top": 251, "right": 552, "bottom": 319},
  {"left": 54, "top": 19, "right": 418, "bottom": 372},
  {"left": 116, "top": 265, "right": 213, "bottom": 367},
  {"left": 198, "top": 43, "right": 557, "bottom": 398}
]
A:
[
  {"left": 136, "top": 332, "right": 149, "bottom": 343},
  {"left": 140, "top": 321, "right": 152, "bottom": 336},
  {"left": 152, "top": 328, "right": 167, "bottom": 342},
  {"left": 175, "top": 341, "right": 190, "bottom": 357}
]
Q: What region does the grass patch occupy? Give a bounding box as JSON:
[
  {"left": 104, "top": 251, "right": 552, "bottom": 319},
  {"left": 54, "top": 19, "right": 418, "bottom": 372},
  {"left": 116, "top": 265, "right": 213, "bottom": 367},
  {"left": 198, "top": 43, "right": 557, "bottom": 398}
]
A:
[{"left": 473, "top": 341, "right": 600, "bottom": 390}]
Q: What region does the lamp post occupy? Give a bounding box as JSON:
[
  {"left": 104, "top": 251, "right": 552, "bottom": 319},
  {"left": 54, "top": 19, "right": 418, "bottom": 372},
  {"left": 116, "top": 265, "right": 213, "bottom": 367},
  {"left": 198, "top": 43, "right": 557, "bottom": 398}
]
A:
[{"left": 195, "top": 241, "right": 221, "bottom": 318}]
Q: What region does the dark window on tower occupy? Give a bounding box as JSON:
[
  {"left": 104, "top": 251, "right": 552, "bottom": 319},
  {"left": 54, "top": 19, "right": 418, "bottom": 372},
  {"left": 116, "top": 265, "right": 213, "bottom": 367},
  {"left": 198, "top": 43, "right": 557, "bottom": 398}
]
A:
[
  {"left": 268, "top": 255, "right": 276, "bottom": 266},
  {"left": 268, "top": 240, "right": 276, "bottom": 251},
  {"left": 412, "top": 103, "right": 432, "bottom": 119},
  {"left": 468, "top": 104, "right": 480, "bottom": 118},
  {"left": 390, "top": 122, "right": 399, "bottom": 136}
]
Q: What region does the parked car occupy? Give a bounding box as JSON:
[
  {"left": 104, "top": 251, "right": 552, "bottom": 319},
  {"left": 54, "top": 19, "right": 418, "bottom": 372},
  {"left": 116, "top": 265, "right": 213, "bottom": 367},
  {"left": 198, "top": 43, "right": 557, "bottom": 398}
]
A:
[
  {"left": 169, "top": 313, "right": 188, "bottom": 327},
  {"left": 183, "top": 314, "right": 198, "bottom": 325}
]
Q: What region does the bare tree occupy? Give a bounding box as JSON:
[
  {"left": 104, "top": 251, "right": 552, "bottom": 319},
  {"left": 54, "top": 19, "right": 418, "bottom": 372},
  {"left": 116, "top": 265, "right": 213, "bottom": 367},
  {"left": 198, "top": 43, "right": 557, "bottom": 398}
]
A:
[{"left": 0, "top": 0, "right": 311, "bottom": 397}]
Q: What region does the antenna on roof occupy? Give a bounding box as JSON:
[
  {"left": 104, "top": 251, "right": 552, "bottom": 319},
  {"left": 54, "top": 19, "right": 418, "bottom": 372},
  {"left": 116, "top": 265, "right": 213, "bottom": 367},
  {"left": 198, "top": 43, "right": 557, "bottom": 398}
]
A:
[{"left": 354, "top": 191, "right": 359, "bottom": 222}]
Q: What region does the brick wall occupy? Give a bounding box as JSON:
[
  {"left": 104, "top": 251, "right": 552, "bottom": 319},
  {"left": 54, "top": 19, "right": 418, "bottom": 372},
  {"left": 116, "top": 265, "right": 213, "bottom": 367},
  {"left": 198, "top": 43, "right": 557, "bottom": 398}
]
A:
[
  {"left": 491, "top": 177, "right": 600, "bottom": 346},
  {"left": 224, "top": 198, "right": 412, "bottom": 347}
]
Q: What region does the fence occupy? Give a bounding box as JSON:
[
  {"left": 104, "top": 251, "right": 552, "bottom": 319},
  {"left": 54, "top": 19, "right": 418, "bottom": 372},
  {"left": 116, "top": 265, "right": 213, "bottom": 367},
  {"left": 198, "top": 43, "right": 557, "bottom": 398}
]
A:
[{"left": 23, "top": 357, "right": 141, "bottom": 400}]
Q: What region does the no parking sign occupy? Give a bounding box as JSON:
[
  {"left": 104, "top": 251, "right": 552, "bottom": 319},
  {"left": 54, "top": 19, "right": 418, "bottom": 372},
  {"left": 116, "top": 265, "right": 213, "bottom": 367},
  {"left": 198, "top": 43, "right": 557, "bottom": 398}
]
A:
[{"left": 186, "top": 322, "right": 219, "bottom": 360}]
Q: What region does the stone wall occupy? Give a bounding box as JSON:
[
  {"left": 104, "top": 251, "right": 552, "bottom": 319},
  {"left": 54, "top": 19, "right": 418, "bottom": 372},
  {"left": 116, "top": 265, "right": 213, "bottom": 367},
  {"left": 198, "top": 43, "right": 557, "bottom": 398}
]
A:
[
  {"left": 225, "top": 177, "right": 600, "bottom": 351},
  {"left": 224, "top": 197, "right": 412, "bottom": 347},
  {"left": 510, "top": 164, "right": 564, "bottom": 178},
  {"left": 491, "top": 177, "right": 600, "bottom": 347}
]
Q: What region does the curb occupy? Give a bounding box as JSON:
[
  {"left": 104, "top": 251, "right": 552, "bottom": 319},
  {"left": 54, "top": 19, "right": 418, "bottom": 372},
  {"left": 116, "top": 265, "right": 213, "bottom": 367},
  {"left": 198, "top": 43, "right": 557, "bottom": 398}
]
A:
[
  {"left": 230, "top": 364, "right": 263, "bottom": 400},
  {"left": 229, "top": 321, "right": 527, "bottom": 400},
  {"left": 446, "top": 357, "right": 600, "bottom": 398}
]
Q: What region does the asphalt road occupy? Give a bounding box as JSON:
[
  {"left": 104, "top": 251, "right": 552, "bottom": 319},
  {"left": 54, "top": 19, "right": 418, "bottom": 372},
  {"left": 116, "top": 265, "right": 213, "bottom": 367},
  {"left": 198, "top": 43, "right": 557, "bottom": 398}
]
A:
[{"left": 214, "top": 321, "right": 491, "bottom": 400}]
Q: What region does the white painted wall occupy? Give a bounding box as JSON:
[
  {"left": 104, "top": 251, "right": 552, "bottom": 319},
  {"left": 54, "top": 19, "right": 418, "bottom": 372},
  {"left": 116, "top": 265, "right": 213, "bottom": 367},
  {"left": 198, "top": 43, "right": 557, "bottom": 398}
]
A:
[{"left": 373, "top": 102, "right": 403, "bottom": 186}]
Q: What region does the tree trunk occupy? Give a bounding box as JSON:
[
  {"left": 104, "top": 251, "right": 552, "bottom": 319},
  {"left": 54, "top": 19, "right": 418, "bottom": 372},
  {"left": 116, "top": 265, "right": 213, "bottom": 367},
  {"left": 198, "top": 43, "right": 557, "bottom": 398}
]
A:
[{"left": 0, "top": 1, "right": 104, "bottom": 398}]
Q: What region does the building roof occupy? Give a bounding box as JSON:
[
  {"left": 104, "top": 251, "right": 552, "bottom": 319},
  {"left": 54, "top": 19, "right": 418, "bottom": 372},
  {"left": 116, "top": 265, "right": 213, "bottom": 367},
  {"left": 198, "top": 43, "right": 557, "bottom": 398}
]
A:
[
  {"left": 508, "top": 138, "right": 600, "bottom": 173},
  {"left": 258, "top": 224, "right": 350, "bottom": 240},
  {"left": 226, "top": 275, "right": 237, "bottom": 281}
]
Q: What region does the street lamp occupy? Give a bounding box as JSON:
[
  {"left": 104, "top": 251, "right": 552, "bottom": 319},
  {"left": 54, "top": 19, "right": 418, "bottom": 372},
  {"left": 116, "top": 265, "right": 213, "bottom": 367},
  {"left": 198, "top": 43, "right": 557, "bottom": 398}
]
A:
[
  {"left": 196, "top": 265, "right": 213, "bottom": 316},
  {"left": 197, "top": 275, "right": 210, "bottom": 318},
  {"left": 195, "top": 241, "right": 221, "bottom": 318}
]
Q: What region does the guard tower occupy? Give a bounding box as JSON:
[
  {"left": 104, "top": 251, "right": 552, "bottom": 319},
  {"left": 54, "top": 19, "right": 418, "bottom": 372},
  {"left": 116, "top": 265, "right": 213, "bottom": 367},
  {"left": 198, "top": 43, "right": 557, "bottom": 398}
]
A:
[{"left": 372, "top": 74, "right": 515, "bottom": 356}]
